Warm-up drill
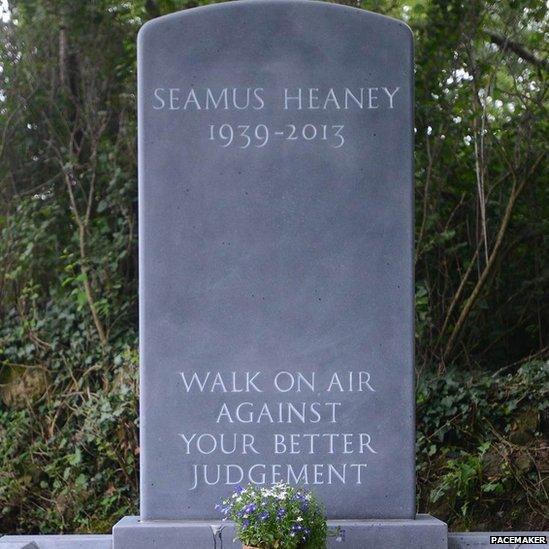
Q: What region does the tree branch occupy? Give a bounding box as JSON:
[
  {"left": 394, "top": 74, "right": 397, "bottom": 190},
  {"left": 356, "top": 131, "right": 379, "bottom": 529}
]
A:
[
  {"left": 486, "top": 30, "right": 548, "bottom": 71},
  {"left": 443, "top": 153, "right": 545, "bottom": 361}
]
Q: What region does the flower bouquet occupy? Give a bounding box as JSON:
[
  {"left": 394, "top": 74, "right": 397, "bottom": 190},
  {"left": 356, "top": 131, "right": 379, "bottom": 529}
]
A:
[{"left": 216, "top": 482, "right": 328, "bottom": 549}]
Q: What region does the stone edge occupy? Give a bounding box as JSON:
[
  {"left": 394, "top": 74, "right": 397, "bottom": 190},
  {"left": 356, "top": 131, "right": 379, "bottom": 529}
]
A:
[{"left": 2, "top": 526, "right": 548, "bottom": 548}]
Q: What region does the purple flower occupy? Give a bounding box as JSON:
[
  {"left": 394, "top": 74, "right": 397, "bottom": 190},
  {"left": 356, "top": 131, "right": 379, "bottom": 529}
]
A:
[
  {"left": 234, "top": 484, "right": 244, "bottom": 494},
  {"left": 259, "top": 511, "right": 269, "bottom": 521},
  {"left": 244, "top": 503, "right": 257, "bottom": 514},
  {"left": 215, "top": 502, "right": 230, "bottom": 515},
  {"left": 277, "top": 508, "right": 286, "bottom": 518},
  {"left": 242, "top": 519, "right": 250, "bottom": 528}
]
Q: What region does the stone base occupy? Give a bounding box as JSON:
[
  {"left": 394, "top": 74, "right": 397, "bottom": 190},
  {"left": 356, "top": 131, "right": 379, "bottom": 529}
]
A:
[
  {"left": 112, "top": 514, "right": 447, "bottom": 549},
  {"left": 328, "top": 515, "right": 447, "bottom": 548},
  {"left": 2, "top": 527, "right": 548, "bottom": 548},
  {"left": 0, "top": 536, "right": 111, "bottom": 549}
]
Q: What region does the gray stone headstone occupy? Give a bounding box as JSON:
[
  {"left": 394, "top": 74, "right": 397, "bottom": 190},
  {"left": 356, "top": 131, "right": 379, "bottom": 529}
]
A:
[{"left": 138, "top": 0, "right": 414, "bottom": 522}]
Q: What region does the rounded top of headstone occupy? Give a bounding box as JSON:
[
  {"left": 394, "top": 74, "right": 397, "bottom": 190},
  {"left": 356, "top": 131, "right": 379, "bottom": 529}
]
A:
[{"left": 137, "top": 0, "right": 413, "bottom": 47}]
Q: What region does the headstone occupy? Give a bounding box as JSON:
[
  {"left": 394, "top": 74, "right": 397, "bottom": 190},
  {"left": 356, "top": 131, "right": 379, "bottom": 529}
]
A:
[
  {"left": 115, "top": 1, "right": 446, "bottom": 547},
  {"left": 137, "top": 0, "right": 413, "bottom": 522}
]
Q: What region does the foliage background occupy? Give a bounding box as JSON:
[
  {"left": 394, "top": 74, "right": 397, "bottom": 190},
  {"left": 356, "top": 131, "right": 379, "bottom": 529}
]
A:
[{"left": 0, "top": 0, "right": 547, "bottom": 535}]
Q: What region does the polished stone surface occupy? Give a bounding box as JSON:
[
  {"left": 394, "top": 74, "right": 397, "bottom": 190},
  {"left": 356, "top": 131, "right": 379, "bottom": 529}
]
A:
[
  {"left": 138, "top": 0, "right": 414, "bottom": 521},
  {"left": 0, "top": 537, "right": 110, "bottom": 549},
  {"left": 113, "top": 515, "right": 446, "bottom": 549},
  {"left": 0, "top": 543, "right": 38, "bottom": 549},
  {"left": 3, "top": 530, "right": 548, "bottom": 549}
]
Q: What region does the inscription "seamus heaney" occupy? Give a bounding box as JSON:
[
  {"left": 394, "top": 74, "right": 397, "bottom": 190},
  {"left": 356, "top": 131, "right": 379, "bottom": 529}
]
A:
[
  {"left": 151, "top": 86, "right": 402, "bottom": 148},
  {"left": 152, "top": 86, "right": 400, "bottom": 110}
]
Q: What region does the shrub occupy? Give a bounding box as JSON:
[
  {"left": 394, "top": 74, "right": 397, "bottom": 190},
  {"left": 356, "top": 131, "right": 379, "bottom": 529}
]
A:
[
  {"left": 417, "top": 360, "right": 548, "bottom": 531},
  {"left": 217, "top": 483, "right": 328, "bottom": 549}
]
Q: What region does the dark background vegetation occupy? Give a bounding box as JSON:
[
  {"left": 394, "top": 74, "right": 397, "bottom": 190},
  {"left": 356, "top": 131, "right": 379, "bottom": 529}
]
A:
[{"left": 0, "top": 0, "right": 547, "bottom": 535}]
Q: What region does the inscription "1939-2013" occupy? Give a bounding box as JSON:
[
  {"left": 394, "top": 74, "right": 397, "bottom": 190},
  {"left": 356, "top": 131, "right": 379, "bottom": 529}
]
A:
[{"left": 151, "top": 86, "right": 402, "bottom": 149}]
